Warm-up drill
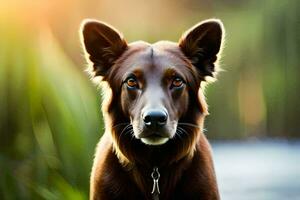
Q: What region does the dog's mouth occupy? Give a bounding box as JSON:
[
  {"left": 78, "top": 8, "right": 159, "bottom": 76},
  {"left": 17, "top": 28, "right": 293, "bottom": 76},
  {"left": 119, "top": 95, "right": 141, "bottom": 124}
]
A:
[
  {"left": 140, "top": 135, "right": 169, "bottom": 146},
  {"left": 132, "top": 120, "right": 176, "bottom": 146}
]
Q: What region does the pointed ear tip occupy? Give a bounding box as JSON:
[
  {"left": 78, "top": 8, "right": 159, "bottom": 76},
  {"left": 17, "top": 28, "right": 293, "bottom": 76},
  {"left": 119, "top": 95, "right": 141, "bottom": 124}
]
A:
[
  {"left": 179, "top": 19, "right": 225, "bottom": 42},
  {"left": 201, "top": 19, "right": 224, "bottom": 29},
  {"left": 80, "top": 19, "right": 100, "bottom": 31},
  {"left": 80, "top": 19, "right": 114, "bottom": 32},
  {"left": 79, "top": 19, "right": 125, "bottom": 40}
]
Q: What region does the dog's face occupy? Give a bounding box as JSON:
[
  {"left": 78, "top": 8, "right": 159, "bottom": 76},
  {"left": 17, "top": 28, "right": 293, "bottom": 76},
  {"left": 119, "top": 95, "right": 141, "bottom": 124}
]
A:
[
  {"left": 81, "top": 19, "right": 223, "bottom": 146},
  {"left": 117, "top": 42, "right": 192, "bottom": 145}
]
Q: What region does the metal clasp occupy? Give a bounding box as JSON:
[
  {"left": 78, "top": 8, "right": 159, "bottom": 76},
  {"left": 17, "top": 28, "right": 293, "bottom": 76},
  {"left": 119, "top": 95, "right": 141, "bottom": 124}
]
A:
[{"left": 151, "top": 167, "right": 160, "bottom": 195}]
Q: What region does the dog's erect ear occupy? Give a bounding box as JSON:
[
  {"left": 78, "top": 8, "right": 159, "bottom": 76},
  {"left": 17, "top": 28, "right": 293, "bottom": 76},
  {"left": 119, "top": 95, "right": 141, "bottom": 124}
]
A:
[
  {"left": 179, "top": 19, "right": 224, "bottom": 77},
  {"left": 80, "top": 20, "right": 127, "bottom": 77}
]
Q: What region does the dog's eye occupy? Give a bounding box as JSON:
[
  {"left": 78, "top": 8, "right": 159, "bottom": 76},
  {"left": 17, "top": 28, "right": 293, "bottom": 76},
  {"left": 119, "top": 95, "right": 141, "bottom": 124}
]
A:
[
  {"left": 126, "top": 78, "right": 138, "bottom": 88},
  {"left": 172, "top": 77, "right": 184, "bottom": 88}
]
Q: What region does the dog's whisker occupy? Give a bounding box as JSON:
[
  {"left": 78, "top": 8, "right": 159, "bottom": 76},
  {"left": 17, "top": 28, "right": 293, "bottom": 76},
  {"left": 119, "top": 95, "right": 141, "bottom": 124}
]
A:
[
  {"left": 178, "top": 125, "right": 195, "bottom": 134},
  {"left": 177, "top": 127, "right": 189, "bottom": 138},
  {"left": 118, "top": 124, "right": 132, "bottom": 142},
  {"left": 129, "top": 130, "right": 135, "bottom": 141},
  {"left": 112, "top": 122, "right": 130, "bottom": 129},
  {"left": 175, "top": 130, "right": 183, "bottom": 141},
  {"left": 178, "top": 122, "right": 201, "bottom": 129},
  {"left": 177, "top": 126, "right": 186, "bottom": 134}
]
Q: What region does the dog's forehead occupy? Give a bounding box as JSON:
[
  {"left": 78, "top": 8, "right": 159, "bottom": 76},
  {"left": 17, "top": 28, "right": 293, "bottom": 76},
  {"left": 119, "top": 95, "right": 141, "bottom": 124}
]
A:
[{"left": 124, "top": 41, "right": 187, "bottom": 74}]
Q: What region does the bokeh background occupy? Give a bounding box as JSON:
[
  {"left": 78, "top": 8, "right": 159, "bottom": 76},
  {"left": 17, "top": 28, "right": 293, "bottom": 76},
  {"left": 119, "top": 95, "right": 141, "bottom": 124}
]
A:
[{"left": 0, "top": 0, "right": 299, "bottom": 199}]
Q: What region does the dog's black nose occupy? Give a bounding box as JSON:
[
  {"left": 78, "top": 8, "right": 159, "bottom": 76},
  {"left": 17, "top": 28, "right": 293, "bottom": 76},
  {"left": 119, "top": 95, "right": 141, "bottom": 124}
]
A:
[{"left": 143, "top": 109, "right": 168, "bottom": 129}]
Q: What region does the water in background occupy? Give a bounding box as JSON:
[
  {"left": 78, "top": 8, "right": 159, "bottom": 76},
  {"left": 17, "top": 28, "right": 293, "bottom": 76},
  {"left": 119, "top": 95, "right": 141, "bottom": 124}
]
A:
[{"left": 213, "top": 140, "right": 300, "bottom": 200}]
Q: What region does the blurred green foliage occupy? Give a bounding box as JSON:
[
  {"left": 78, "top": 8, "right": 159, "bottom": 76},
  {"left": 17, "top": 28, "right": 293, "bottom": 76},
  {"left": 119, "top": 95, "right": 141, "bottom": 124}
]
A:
[
  {"left": 0, "top": 0, "right": 299, "bottom": 199},
  {"left": 0, "top": 21, "right": 101, "bottom": 199},
  {"left": 205, "top": 0, "right": 300, "bottom": 139}
]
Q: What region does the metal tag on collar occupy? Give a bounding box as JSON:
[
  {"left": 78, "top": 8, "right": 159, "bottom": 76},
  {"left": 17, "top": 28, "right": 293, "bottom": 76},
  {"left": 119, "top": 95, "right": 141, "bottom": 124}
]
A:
[{"left": 151, "top": 167, "right": 160, "bottom": 199}]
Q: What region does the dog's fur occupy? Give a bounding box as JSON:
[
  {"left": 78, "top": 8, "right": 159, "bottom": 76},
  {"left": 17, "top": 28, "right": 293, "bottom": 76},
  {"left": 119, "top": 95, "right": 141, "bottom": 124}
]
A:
[{"left": 80, "top": 19, "right": 224, "bottom": 200}]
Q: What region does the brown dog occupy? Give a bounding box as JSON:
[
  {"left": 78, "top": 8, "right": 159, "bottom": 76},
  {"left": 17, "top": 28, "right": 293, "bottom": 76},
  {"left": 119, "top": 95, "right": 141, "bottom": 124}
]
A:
[{"left": 80, "top": 18, "right": 224, "bottom": 200}]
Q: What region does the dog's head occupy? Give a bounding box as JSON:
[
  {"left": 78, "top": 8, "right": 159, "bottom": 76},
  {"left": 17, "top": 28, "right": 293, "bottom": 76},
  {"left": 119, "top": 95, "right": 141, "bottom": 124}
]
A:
[{"left": 80, "top": 19, "right": 224, "bottom": 148}]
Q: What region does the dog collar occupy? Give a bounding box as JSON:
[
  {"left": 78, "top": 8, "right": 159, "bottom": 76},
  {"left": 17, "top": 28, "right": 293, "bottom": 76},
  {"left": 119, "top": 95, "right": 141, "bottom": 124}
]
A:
[{"left": 151, "top": 167, "right": 160, "bottom": 200}]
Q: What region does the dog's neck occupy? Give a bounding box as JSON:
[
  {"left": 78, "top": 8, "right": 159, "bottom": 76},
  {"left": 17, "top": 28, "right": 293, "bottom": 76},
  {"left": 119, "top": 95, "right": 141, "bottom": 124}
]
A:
[
  {"left": 128, "top": 150, "right": 194, "bottom": 199},
  {"left": 108, "top": 124, "right": 201, "bottom": 199}
]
